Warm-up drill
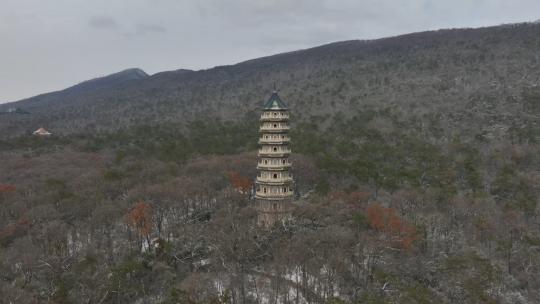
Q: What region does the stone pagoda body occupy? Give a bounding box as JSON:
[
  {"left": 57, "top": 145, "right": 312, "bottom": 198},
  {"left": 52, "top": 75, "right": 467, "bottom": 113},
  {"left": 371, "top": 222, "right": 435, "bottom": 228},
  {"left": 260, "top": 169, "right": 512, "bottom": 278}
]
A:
[{"left": 254, "top": 91, "right": 294, "bottom": 227}]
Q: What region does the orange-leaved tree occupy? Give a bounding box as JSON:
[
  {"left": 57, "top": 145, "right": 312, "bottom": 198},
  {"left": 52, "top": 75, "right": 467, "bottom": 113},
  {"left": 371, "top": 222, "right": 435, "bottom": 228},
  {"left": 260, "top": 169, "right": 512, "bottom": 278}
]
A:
[
  {"left": 366, "top": 203, "right": 417, "bottom": 250},
  {"left": 0, "top": 184, "right": 16, "bottom": 193},
  {"left": 227, "top": 171, "right": 252, "bottom": 194},
  {"left": 127, "top": 201, "right": 153, "bottom": 249}
]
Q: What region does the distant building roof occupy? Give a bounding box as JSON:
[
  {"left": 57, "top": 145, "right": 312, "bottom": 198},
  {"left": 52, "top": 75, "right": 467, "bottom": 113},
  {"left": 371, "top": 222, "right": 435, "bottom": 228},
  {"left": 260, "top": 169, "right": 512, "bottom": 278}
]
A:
[
  {"left": 33, "top": 128, "right": 52, "bottom": 136},
  {"left": 263, "top": 91, "right": 288, "bottom": 110}
]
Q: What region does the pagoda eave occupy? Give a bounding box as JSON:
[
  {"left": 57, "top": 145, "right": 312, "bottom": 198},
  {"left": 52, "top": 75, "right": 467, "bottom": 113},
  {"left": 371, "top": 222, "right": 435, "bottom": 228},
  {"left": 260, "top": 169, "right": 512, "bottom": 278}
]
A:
[
  {"left": 259, "top": 129, "right": 290, "bottom": 133},
  {"left": 255, "top": 180, "right": 293, "bottom": 186},
  {"left": 258, "top": 140, "right": 290, "bottom": 145},
  {"left": 254, "top": 195, "right": 294, "bottom": 201},
  {"left": 256, "top": 165, "right": 291, "bottom": 171},
  {"left": 262, "top": 108, "right": 288, "bottom": 112},
  {"left": 258, "top": 153, "right": 291, "bottom": 158},
  {"left": 260, "top": 117, "right": 289, "bottom": 122}
]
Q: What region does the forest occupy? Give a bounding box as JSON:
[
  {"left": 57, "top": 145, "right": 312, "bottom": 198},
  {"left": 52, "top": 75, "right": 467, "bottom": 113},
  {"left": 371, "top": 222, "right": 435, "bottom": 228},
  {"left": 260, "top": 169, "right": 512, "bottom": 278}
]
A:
[{"left": 0, "top": 23, "right": 539, "bottom": 303}]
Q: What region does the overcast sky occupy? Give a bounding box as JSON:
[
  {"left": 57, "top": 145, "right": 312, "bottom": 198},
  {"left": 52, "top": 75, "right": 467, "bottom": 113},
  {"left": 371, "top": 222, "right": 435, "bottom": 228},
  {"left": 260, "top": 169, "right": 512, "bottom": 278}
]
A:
[{"left": 1, "top": 0, "right": 539, "bottom": 103}]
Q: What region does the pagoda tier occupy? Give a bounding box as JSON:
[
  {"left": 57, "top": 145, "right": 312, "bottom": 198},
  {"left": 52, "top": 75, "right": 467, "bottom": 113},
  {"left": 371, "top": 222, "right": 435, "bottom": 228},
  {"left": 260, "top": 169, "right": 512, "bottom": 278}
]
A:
[
  {"left": 258, "top": 134, "right": 290, "bottom": 145},
  {"left": 260, "top": 112, "right": 290, "bottom": 122}
]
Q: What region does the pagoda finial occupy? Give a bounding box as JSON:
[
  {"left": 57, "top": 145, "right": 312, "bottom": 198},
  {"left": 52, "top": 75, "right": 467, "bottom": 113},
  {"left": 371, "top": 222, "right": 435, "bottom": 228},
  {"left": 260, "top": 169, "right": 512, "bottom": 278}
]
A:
[{"left": 273, "top": 82, "right": 277, "bottom": 93}]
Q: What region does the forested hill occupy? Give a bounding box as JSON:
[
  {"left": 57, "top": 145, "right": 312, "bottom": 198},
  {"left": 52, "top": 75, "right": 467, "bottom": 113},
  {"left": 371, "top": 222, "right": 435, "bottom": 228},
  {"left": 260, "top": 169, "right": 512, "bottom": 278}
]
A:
[{"left": 1, "top": 22, "right": 539, "bottom": 140}]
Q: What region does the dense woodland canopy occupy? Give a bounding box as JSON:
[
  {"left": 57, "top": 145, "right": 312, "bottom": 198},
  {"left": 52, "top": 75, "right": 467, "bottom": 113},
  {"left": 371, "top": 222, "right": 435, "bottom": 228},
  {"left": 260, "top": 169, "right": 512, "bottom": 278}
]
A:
[{"left": 0, "top": 23, "right": 539, "bottom": 303}]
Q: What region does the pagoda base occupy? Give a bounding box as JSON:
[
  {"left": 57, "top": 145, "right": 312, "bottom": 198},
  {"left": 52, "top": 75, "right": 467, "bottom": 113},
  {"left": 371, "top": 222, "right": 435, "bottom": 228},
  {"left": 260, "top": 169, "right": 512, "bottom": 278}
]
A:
[{"left": 255, "top": 198, "right": 295, "bottom": 228}]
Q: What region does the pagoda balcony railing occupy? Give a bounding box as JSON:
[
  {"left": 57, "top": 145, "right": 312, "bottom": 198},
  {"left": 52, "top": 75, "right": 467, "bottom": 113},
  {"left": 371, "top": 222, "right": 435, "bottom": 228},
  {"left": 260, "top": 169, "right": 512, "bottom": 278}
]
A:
[
  {"left": 260, "top": 116, "right": 289, "bottom": 122},
  {"left": 259, "top": 126, "right": 290, "bottom": 132},
  {"left": 256, "top": 176, "right": 293, "bottom": 184},
  {"left": 258, "top": 149, "right": 291, "bottom": 157},
  {"left": 258, "top": 138, "right": 290, "bottom": 144},
  {"left": 261, "top": 113, "right": 289, "bottom": 119},
  {"left": 257, "top": 163, "right": 292, "bottom": 170},
  {"left": 255, "top": 192, "right": 294, "bottom": 200}
]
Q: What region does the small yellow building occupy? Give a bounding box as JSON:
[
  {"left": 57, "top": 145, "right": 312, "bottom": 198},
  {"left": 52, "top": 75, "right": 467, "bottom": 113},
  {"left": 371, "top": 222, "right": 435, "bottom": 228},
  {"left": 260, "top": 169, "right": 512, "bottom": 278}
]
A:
[{"left": 33, "top": 128, "right": 52, "bottom": 136}]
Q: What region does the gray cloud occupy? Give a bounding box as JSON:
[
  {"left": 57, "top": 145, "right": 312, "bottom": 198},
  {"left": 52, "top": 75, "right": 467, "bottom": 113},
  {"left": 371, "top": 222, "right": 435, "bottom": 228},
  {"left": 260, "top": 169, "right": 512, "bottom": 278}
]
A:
[
  {"left": 88, "top": 16, "right": 118, "bottom": 30},
  {"left": 1, "top": 0, "right": 540, "bottom": 103},
  {"left": 135, "top": 23, "right": 166, "bottom": 35}
]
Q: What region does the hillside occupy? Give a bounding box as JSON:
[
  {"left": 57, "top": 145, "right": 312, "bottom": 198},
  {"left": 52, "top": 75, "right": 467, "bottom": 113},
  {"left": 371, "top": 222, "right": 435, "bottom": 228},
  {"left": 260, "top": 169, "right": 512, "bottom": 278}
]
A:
[
  {"left": 0, "top": 23, "right": 539, "bottom": 304},
  {"left": 1, "top": 23, "right": 539, "bottom": 141}
]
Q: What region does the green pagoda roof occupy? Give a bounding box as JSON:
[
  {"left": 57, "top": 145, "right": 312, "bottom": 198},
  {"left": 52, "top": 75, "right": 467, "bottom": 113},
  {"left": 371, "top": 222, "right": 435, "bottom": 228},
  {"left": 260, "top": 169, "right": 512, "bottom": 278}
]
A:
[{"left": 263, "top": 92, "right": 288, "bottom": 110}]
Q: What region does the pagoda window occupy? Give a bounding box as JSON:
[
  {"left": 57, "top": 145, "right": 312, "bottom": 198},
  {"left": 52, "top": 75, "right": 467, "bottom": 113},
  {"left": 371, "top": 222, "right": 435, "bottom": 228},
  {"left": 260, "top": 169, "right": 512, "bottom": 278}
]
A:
[
  {"left": 263, "top": 188, "right": 267, "bottom": 193},
  {"left": 273, "top": 124, "right": 277, "bottom": 128},
  {"left": 282, "top": 187, "right": 286, "bottom": 192},
  {"left": 273, "top": 173, "right": 278, "bottom": 179},
  {"left": 264, "top": 160, "right": 268, "bottom": 164},
  {"left": 282, "top": 159, "right": 286, "bottom": 164},
  {"left": 273, "top": 112, "right": 277, "bottom": 116},
  {"left": 273, "top": 147, "right": 277, "bottom": 152}
]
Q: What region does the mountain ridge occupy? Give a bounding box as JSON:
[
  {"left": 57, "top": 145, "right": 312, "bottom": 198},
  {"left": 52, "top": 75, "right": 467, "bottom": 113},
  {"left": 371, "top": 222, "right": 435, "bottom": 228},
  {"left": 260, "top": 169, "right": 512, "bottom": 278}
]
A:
[
  {"left": 3, "top": 23, "right": 533, "bottom": 106},
  {"left": 1, "top": 22, "right": 539, "bottom": 139}
]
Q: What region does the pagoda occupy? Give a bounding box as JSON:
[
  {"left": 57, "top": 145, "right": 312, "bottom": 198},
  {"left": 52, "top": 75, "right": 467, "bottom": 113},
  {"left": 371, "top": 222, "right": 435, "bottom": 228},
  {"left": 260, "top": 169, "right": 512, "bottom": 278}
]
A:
[{"left": 254, "top": 91, "right": 295, "bottom": 226}]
